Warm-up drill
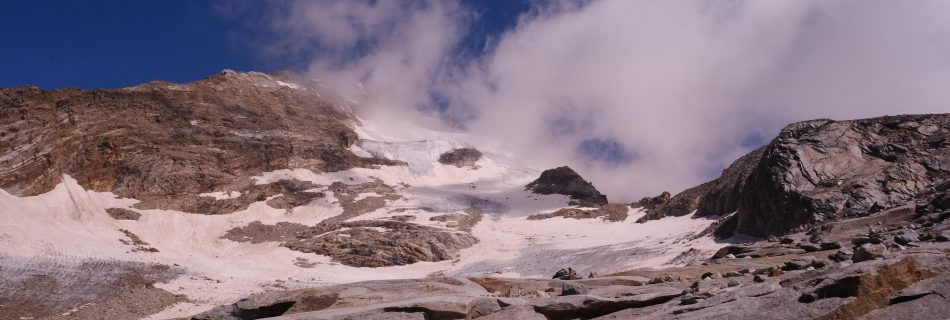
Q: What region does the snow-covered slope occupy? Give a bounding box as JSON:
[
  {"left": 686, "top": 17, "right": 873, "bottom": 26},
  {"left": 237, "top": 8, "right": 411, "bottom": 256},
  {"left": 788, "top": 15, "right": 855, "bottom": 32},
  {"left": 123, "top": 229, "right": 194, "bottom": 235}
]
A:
[{"left": 0, "top": 79, "right": 727, "bottom": 319}]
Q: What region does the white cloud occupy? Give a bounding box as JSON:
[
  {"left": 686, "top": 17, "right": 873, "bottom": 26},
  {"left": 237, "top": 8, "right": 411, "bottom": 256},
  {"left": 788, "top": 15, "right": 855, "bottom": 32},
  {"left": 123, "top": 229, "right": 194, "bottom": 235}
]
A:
[{"left": 259, "top": 0, "right": 950, "bottom": 201}]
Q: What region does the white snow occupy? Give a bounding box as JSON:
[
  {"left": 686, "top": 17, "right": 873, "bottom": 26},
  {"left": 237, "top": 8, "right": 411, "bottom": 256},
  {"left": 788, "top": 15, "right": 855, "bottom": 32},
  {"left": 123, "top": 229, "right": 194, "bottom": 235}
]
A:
[
  {"left": 0, "top": 113, "right": 731, "bottom": 319},
  {"left": 276, "top": 80, "right": 303, "bottom": 90},
  {"left": 197, "top": 191, "right": 241, "bottom": 200}
]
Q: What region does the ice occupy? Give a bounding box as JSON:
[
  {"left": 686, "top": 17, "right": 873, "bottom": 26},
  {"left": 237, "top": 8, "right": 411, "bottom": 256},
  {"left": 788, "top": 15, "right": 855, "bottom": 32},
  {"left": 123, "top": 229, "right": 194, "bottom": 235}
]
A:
[{"left": 356, "top": 139, "right": 465, "bottom": 175}]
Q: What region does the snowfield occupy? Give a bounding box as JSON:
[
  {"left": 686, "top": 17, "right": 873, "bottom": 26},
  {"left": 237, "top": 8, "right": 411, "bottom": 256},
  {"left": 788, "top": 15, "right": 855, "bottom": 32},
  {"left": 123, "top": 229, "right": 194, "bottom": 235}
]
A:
[{"left": 0, "top": 115, "right": 729, "bottom": 318}]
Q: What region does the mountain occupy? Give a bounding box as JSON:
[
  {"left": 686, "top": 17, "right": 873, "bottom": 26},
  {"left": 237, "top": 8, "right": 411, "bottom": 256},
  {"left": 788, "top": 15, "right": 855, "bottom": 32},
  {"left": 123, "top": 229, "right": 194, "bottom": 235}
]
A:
[{"left": 1, "top": 71, "right": 949, "bottom": 320}]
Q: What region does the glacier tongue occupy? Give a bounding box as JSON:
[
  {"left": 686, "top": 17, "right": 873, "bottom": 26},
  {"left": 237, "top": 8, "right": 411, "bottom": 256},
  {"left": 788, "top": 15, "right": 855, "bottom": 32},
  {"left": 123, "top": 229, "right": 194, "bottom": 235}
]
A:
[{"left": 355, "top": 139, "right": 465, "bottom": 175}]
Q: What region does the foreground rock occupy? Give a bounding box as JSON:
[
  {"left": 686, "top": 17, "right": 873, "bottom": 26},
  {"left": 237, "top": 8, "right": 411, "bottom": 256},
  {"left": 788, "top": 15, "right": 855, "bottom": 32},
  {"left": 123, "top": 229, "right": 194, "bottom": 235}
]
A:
[
  {"left": 525, "top": 166, "right": 608, "bottom": 206},
  {"left": 1, "top": 257, "right": 184, "bottom": 320},
  {"left": 189, "top": 237, "right": 950, "bottom": 320}
]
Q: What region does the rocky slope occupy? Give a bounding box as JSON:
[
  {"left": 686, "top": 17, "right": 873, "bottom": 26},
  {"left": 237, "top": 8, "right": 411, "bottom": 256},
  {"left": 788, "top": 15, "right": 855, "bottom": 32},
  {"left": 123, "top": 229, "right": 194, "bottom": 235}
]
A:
[{"left": 0, "top": 70, "right": 395, "bottom": 214}]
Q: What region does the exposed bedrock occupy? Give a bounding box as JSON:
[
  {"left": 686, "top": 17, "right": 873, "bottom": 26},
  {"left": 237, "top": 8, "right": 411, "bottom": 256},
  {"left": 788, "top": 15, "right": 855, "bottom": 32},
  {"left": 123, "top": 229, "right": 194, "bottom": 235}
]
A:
[
  {"left": 0, "top": 70, "right": 399, "bottom": 213},
  {"left": 734, "top": 114, "right": 950, "bottom": 237},
  {"left": 438, "top": 147, "right": 483, "bottom": 168},
  {"left": 640, "top": 114, "right": 950, "bottom": 237},
  {"left": 226, "top": 220, "right": 478, "bottom": 268},
  {"left": 526, "top": 166, "right": 608, "bottom": 206}
]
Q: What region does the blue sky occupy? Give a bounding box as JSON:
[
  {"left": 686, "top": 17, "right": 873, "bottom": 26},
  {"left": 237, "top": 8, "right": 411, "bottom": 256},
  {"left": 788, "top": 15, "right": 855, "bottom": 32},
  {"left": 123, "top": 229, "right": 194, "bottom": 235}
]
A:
[{"left": 0, "top": 1, "right": 531, "bottom": 89}]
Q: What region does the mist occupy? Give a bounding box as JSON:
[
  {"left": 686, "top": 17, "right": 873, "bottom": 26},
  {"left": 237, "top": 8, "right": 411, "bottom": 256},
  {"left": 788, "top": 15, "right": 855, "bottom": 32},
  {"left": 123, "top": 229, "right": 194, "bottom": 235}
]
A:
[{"left": 254, "top": 0, "right": 950, "bottom": 201}]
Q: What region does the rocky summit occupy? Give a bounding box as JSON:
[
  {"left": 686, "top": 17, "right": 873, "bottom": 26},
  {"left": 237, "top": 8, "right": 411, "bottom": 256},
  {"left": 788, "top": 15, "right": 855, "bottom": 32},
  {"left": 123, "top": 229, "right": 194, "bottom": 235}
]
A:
[
  {"left": 1, "top": 71, "right": 949, "bottom": 320},
  {"left": 525, "top": 166, "right": 609, "bottom": 206}
]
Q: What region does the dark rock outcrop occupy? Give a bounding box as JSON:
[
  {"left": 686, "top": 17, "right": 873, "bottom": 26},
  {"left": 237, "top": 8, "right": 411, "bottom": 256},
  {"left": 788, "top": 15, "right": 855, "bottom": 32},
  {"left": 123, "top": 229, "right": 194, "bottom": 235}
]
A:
[
  {"left": 105, "top": 208, "right": 141, "bottom": 220},
  {"left": 528, "top": 203, "right": 628, "bottom": 222},
  {"left": 525, "top": 166, "right": 607, "bottom": 206},
  {"left": 634, "top": 183, "right": 711, "bottom": 222},
  {"left": 635, "top": 146, "right": 765, "bottom": 223},
  {"left": 282, "top": 220, "right": 478, "bottom": 267},
  {"left": 438, "top": 148, "right": 482, "bottom": 168}
]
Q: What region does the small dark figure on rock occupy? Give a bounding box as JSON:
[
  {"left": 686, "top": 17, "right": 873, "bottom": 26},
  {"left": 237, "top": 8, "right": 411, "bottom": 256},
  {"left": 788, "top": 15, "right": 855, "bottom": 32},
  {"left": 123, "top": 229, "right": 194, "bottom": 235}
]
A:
[{"left": 552, "top": 267, "right": 581, "bottom": 280}]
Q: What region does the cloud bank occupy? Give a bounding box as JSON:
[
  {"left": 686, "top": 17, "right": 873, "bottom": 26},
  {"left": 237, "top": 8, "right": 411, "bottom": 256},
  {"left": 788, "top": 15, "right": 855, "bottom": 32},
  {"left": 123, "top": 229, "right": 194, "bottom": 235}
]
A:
[{"left": 255, "top": 0, "right": 950, "bottom": 201}]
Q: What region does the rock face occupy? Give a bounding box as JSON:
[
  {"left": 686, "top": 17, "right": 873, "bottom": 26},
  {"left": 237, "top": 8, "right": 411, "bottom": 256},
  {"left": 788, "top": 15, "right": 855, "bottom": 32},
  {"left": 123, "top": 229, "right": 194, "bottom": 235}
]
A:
[
  {"left": 0, "top": 70, "right": 396, "bottom": 213},
  {"left": 735, "top": 115, "right": 950, "bottom": 236},
  {"left": 525, "top": 166, "right": 608, "bottom": 206},
  {"left": 438, "top": 148, "right": 482, "bottom": 167},
  {"left": 635, "top": 146, "right": 765, "bottom": 223},
  {"left": 660, "top": 114, "right": 949, "bottom": 237},
  {"left": 633, "top": 183, "right": 711, "bottom": 223}
]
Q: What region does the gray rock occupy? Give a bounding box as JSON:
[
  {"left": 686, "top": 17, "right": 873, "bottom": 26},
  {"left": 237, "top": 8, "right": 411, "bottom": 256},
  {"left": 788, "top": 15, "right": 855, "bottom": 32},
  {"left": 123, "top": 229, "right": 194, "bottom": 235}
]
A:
[
  {"left": 784, "top": 257, "right": 817, "bottom": 271},
  {"left": 798, "top": 243, "right": 821, "bottom": 252},
  {"left": 829, "top": 250, "right": 852, "bottom": 262},
  {"left": 853, "top": 243, "right": 888, "bottom": 262},
  {"left": 533, "top": 288, "right": 683, "bottom": 319},
  {"left": 894, "top": 229, "right": 920, "bottom": 245},
  {"left": 820, "top": 241, "right": 842, "bottom": 250},
  {"left": 937, "top": 230, "right": 950, "bottom": 242},
  {"left": 561, "top": 282, "right": 589, "bottom": 296},
  {"left": 467, "top": 298, "right": 501, "bottom": 318}
]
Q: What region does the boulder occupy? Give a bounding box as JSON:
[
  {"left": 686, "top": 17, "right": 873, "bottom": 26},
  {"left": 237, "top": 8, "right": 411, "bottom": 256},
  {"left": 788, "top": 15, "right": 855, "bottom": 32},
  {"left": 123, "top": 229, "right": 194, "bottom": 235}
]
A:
[
  {"left": 853, "top": 243, "right": 888, "bottom": 262},
  {"left": 467, "top": 298, "right": 501, "bottom": 318},
  {"left": 784, "top": 257, "right": 817, "bottom": 271},
  {"left": 532, "top": 287, "right": 683, "bottom": 319},
  {"left": 561, "top": 282, "right": 589, "bottom": 296},
  {"left": 820, "top": 241, "right": 842, "bottom": 250},
  {"left": 894, "top": 229, "right": 920, "bottom": 245},
  {"left": 829, "top": 250, "right": 853, "bottom": 262}
]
